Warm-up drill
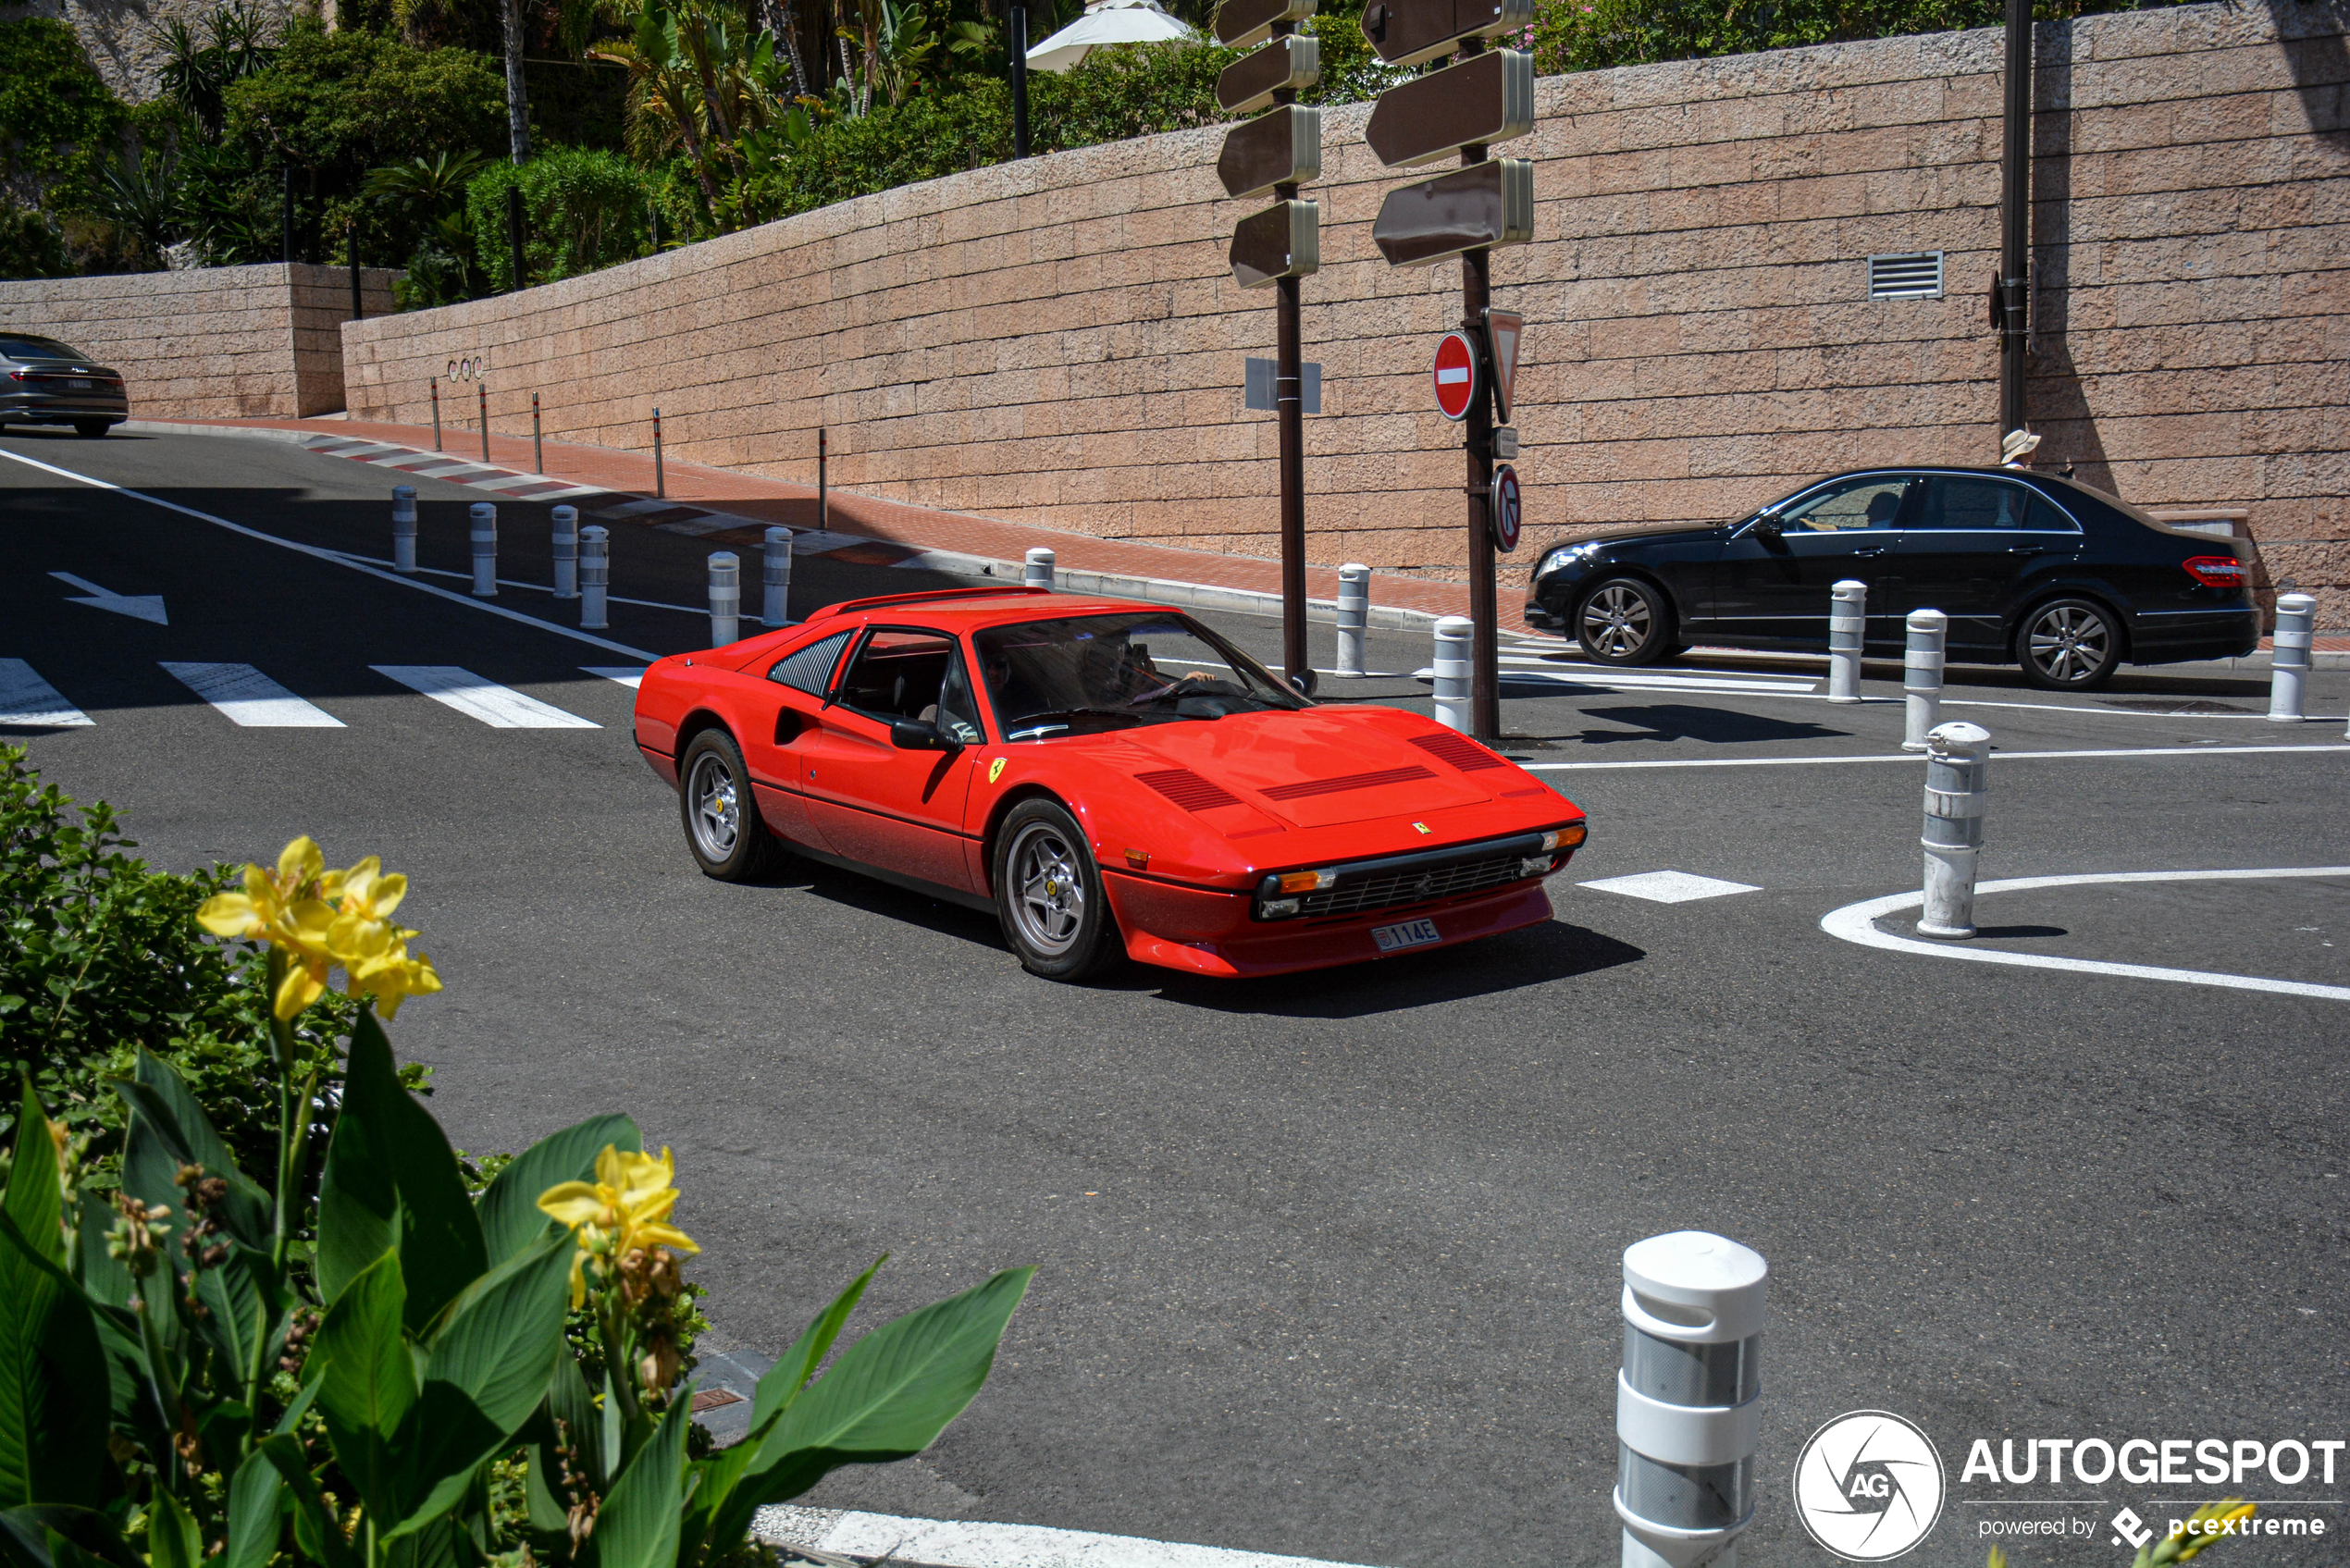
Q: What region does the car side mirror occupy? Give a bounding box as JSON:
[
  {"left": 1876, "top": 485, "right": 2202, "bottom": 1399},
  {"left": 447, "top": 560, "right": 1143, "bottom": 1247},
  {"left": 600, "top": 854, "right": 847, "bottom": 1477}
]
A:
[
  {"left": 1288, "top": 668, "right": 1319, "bottom": 699},
  {"left": 890, "top": 718, "right": 958, "bottom": 752},
  {"left": 1751, "top": 515, "right": 1782, "bottom": 539}
]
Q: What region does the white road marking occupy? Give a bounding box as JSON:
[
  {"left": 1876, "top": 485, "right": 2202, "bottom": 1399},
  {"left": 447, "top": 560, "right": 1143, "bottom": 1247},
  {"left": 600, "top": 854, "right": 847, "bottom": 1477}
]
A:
[
  {"left": 369, "top": 666, "right": 599, "bottom": 728},
  {"left": 1819, "top": 868, "right": 2350, "bottom": 1002},
  {"left": 583, "top": 666, "right": 648, "bottom": 688},
  {"left": 1521, "top": 743, "right": 2350, "bottom": 772},
  {"left": 161, "top": 662, "right": 343, "bottom": 727},
  {"left": 51, "top": 570, "right": 168, "bottom": 625},
  {"left": 0, "top": 659, "right": 93, "bottom": 726},
  {"left": 0, "top": 447, "right": 660, "bottom": 661},
  {"left": 1578, "top": 870, "right": 1762, "bottom": 903},
  {"left": 756, "top": 1506, "right": 1388, "bottom": 1568}
]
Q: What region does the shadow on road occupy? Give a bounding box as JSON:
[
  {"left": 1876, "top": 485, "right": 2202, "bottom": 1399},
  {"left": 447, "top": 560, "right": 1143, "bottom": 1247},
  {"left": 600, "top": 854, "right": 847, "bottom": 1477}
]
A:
[
  {"left": 1144, "top": 918, "right": 1646, "bottom": 1017},
  {"left": 1562, "top": 703, "right": 1852, "bottom": 746}
]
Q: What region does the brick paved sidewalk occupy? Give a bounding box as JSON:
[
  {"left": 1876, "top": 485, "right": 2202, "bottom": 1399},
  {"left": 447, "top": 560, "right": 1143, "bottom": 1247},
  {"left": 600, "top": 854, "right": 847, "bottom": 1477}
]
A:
[{"left": 134, "top": 414, "right": 1525, "bottom": 634}]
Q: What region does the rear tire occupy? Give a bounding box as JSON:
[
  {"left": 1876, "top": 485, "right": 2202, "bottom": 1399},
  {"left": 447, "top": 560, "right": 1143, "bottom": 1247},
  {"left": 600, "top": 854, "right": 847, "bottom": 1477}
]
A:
[
  {"left": 993, "top": 798, "right": 1121, "bottom": 982},
  {"left": 2014, "top": 598, "right": 2122, "bottom": 690},
  {"left": 677, "top": 730, "right": 785, "bottom": 881},
  {"left": 71, "top": 421, "right": 109, "bottom": 438},
  {"left": 1575, "top": 576, "right": 1676, "bottom": 667}
]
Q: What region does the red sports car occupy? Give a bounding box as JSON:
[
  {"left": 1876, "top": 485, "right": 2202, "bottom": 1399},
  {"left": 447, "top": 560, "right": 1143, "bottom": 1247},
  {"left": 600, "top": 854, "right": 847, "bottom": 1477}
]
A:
[{"left": 630, "top": 587, "right": 1589, "bottom": 980}]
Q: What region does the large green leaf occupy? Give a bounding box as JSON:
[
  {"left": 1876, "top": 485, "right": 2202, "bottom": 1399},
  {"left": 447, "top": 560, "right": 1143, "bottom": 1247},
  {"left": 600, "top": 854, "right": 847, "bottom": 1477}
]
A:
[
  {"left": 0, "top": 1092, "right": 107, "bottom": 1512},
  {"left": 708, "top": 1267, "right": 1032, "bottom": 1549},
  {"left": 387, "top": 1231, "right": 573, "bottom": 1538},
  {"left": 748, "top": 1256, "right": 883, "bottom": 1432},
  {"left": 194, "top": 1243, "right": 277, "bottom": 1399},
  {"left": 0, "top": 1512, "right": 141, "bottom": 1568},
  {"left": 116, "top": 1051, "right": 272, "bottom": 1251},
  {"left": 316, "top": 1014, "right": 486, "bottom": 1327},
  {"left": 259, "top": 1435, "right": 357, "bottom": 1568},
  {"left": 220, "top": 1451, "right": 282, "bottom": 1568},
  {"left": 310, "top": 1251, "right": 414, "bottom": 1520},
  {"left": 474, "top": 1114, "right": 639, "bottom": 1266},
  {"left": 143, "top": 1492, "right": 199, "bottom": 1568},
  {"left": 590, "top": 1392, "right": 690, "bottom": 1568}
]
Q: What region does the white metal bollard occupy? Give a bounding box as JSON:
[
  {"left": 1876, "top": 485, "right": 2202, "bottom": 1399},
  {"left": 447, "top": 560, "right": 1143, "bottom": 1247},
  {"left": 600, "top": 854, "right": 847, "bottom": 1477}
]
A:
[
  {"left": 1901, "top": 609, "right": 1947, "bottom": 752},
  {"left": 1336, "top": 562, "right": 1370, "bottom": 677},
  {"left": 468, "top": 502, "right": 497, "bottom": 597},
  {"left": 579, "top": 525, "right": 610, "bottom": 629},
  {"left": 762, "top": 525, "right": 793, "bottom": 626},
  {"left": 550, "top": 505, "right": 579, "bottom": 599},
  {"left": 708, "top": 551, "right": 740, "bottom": 646},
  {"left": 1827, "top": 579, "right": 1865, "bottom": 702},
  {"left": 1918, "top": 721, "right": 1990, "bottom": 939},
  {"left": 2269, "top": 592, "right": 2314, "bottom": 723},
  {"left": 1614, "top": 1231, "right": 1767, "bottom": 1568},
  {"left": 390, "top": 486, "right": 417, "bottom": 574},
  {"left": 1024, "top": 547, "right": 1056, "bottom": 590},
  {"left": 1432, "top": 615, "right": 1473, "bottom": 733}
]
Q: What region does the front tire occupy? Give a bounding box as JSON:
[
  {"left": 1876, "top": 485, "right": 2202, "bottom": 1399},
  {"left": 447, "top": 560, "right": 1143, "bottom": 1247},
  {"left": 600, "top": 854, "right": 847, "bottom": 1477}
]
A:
[
  {"left": 1576, "top": 576, "right": 1676, "bottom": 667},
  {"left": 2014, "top": 598, "right": 2121, "bottom": 690},
  {"left": 993, "top": 799, "right": 1121, "bottom": 981},
  {"left": 677, "top": 730, "right": 784, "bottom": 881}
]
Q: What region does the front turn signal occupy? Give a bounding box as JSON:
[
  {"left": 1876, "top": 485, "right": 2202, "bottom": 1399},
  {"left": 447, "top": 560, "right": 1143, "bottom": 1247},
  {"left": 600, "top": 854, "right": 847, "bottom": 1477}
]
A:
[{"left": 1542, "top": 822, "right": 1588, "bottom": 852}]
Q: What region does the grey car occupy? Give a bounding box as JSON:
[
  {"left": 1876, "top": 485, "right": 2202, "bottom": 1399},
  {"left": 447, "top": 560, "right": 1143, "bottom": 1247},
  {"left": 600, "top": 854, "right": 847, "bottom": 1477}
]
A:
[{"left": 0, "top": 334, "right": 129, "bottom": 437}]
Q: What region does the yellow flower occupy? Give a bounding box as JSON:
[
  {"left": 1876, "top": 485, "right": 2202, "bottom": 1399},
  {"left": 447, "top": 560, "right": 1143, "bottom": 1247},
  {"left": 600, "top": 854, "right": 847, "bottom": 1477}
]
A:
[
  {"left": 537, "top": 1145, "right": 699, "bottom": 1307},
  {"left": 196, "top": 838, "right": 443, "bottom": 1020}
]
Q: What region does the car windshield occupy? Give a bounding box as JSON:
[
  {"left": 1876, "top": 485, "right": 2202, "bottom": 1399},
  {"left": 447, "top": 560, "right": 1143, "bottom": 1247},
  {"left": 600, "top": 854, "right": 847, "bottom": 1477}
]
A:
[
  {"left": 974, "top": 611, "right": 1305, "bottom": 740},
  {"left": 0, "top": 337, "right": 91, "bottom": 362}
]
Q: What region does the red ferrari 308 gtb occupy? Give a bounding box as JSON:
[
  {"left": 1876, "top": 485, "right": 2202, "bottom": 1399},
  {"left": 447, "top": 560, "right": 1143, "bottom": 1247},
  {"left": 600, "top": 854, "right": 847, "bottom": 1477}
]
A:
[{"left": 630, "top": 586, "right": 1589, "bottom": 981}]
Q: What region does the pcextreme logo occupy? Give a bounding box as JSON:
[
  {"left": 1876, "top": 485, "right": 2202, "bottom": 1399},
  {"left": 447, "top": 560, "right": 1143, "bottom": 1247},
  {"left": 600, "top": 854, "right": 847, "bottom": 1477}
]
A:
[{"left": 1793, "top": 1411, "right": 1948, "bottom": 1562}]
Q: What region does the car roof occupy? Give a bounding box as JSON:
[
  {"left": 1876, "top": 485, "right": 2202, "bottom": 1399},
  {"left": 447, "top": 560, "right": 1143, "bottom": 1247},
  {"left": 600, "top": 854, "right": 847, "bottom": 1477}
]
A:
[{"left": 801, "top": 586, "right": 1183, "bottom": 631}]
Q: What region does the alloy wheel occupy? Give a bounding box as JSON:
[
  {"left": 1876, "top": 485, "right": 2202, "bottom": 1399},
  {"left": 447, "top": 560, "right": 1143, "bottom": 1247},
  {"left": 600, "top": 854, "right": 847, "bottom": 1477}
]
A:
[
  {"left": 1008, "top": 822, "right": 1084, "bottom": 957},
  {"left": 686, "top": 752, "right": 740, "bottom": 859},
  {"left": 1581, "top": 584, "right": 1653, "bottom": 659},
  {"left": 2025, "top": 604, "right": 2112, "bottom": 685}
]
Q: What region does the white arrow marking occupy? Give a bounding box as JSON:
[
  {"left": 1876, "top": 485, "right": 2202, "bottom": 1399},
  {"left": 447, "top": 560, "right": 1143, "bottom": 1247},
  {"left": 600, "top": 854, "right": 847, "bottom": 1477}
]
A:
[{"left": 50, "top": 571, "right": 167, "bottom": 625}]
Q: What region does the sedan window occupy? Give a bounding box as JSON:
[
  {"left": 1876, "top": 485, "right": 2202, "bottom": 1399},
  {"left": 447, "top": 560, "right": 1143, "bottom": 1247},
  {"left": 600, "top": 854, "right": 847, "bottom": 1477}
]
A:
[
  {"left": 0, "top": 336, "right": 89, "bottom": 361},
  {"left": 1775, "top": 477, "right": 1911, "bottom": 532},
  {"left": 1914, "top": 475, "right": 2079, "bottom": 532}
]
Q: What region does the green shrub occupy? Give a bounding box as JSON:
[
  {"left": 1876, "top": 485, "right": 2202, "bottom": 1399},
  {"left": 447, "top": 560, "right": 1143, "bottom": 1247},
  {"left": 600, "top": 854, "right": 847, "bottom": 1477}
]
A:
[
  {"left": 0, "top": 17, "right": 126, "bottom": 213},
  {"left": 1530, "top": 0, "right": 2158, "bottom": 74},
  {"left": 0, "top": 746, "right": 367, "bottom": 1193},
  {"left": 466, "top": 145, "right": 653, "bottom": 292},
  {"left": 0, "top": 198, "right": 72, "bottom": 278}
]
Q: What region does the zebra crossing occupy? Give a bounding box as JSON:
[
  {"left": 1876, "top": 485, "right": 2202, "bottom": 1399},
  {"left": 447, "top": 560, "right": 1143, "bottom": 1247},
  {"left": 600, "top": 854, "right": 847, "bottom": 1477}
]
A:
[
  {"left": 0, "top": 659, "right": 648, "bottom": 731},
  {"left": 1414, "top": 653, "right": 1822, "bottom": 698}
]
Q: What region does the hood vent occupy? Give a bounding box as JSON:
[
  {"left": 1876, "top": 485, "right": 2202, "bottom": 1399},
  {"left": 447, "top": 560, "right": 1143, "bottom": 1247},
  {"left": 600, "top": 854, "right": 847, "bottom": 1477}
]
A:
[
  {"left": 1409, "top": 732, "right": 1508, "bottom": 772},
  {"left": 1135, "top": 768, "right": 1243, "bottom": 811},
  {"left": 1259, "top": 764, "right": 1435, "bottom": 801}
]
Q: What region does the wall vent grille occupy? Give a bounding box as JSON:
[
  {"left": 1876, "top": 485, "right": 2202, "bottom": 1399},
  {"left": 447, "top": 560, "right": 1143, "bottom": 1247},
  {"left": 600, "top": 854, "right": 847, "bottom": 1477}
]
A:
[{"left": 1867, "top": 252, "right": 1944, "bottom": 299}]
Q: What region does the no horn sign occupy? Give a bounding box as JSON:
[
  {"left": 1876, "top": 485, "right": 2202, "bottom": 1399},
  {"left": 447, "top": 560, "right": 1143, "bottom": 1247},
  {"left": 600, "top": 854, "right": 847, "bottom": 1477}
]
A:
[{"left": 1432, "top": 330, "right": 1478, "bottom": 420}]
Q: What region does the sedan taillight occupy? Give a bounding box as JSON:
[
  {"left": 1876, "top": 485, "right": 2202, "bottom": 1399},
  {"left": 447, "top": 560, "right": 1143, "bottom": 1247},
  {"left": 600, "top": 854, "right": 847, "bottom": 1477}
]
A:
[{"left": 2182, "top": 555, "right": 2246, "bottom": 588}]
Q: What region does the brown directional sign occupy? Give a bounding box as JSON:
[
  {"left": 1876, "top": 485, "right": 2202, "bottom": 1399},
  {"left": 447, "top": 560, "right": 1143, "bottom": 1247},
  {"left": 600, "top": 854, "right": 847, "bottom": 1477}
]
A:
[
  {"left": 1213, "top": 0, "right": 1316, "bottom": 49},
  {"left": 1216, "top": 34, "right": 1321, "bottom": 115},
  {"left": 1371, "top": 157, "right": 1532, "bottom": 267},
  {"left": 1365, "top": 49, "right": 1532, "bottom": 167},
  {"left": 1230, "top": 199, "right": 1320, "bottom": 288},
  {"left": 1218, "top": 105, "right": 1323, "bottom": 199},
  {"left": 1359, "top": 0, "right": 1530, "bottom": 68}
]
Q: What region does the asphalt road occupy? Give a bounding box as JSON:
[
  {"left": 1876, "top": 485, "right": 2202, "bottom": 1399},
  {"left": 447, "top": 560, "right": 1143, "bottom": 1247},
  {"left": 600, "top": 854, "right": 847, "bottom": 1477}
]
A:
[{"left": 7, "top": 426, "right": 2348, "bottom": 1567}]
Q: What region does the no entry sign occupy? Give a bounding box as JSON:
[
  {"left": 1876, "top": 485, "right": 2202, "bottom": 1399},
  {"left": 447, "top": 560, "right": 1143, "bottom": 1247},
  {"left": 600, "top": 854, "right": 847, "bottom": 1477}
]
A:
[
  {"left": 1489, "top": 463, "right": 1521, "bottom": 550},
  {"left": 1432, "top": 330, "right": 1479, "bottom": 421}
]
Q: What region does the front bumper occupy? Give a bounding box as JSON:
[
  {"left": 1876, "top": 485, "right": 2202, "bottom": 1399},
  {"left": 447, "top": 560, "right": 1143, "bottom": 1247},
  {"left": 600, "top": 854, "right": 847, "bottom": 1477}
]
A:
[{"left": 1105, "top": 855, "right": 1571, "bottom": 978}]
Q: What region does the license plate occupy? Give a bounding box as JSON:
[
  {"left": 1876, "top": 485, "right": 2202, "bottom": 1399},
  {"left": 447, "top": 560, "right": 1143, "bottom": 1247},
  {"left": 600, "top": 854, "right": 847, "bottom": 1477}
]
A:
[{"left": 1371, "top": 918, "right": 1441, "bottom": 954}]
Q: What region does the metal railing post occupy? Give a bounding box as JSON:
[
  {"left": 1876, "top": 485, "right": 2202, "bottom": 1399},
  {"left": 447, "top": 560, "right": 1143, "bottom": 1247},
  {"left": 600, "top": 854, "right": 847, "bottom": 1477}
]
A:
[
  {"left": 2269, "top": 592, "right": 2314, "bottom": 722},
  {"left": 1024, "top": 548, "right": 1056, "bottom": 589},
  {"left": 580, "top": 525, "right": 610, "bottom": 629},
  {"left": 762, "top": 526, "right": 793, "bottom": 626},
  {"left": 468, "top": 502, "right": 497, "bottom": 597},
  {"left": 652, "top": 407, "right": 666, "bottom": 499},
  {"left": 1337, "top": 562, "right": 1369, "bottom": 676},
  {"left": 708, "top": 551, "right": 740, "bottom": 646},
  {"left": 1433, "top": 616, "right": 1472, "bottom": 733},
  {"left": 1918, "top": 721, "right": 1991, "bottom": 939},
  {"left": 390, "top": 486, "right": 417, "bottom": 574},
  {"left": 551, "top": 504, "right": 578, "bottom": 599},
  {"left": 1827, "top": 579, "right": 1865, "bottom": 702},
  {"left": 1902, "top": 608, "right": 1947, "bottom": 751}
]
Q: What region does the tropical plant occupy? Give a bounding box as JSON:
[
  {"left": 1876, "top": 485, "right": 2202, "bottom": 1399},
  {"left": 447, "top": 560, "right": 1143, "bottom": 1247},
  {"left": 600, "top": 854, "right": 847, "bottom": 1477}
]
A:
[
  {"left": 464, "top": 146, "right": 651, "bottom": 291},
  {"left": 86, "top": 143, "right": 182, "bottom": 263},
  {"left": 152, "top": 2, "right": 280, "bottom": 142},
  {"left": 0, "top": 821, "right": 1031, "bottom": 1568}
]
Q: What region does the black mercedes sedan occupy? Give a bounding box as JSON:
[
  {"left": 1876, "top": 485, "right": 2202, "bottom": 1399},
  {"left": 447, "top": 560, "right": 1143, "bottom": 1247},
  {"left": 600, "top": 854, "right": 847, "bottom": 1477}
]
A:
[
  {"left": 0, "top": 334, "right": 129, "bottom": 438},
  {"left": 1524, "top": 466, "right": 2258, "bottom": 690}
]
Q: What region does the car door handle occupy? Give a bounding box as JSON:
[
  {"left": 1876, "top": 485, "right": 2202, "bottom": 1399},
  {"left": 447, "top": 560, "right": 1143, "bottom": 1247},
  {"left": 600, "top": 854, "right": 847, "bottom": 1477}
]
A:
[
  {"left": 2008, "top": 545, "right": 2060, "bottom": 555},
  {"left": 1849, "top": 546, "right": 1890, "bottom": 558}
]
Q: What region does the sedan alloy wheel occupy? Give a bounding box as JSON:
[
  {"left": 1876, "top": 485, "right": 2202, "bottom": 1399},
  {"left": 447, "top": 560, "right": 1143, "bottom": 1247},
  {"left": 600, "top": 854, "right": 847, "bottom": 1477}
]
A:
[
  {"left": 1576, "top": 577, "right": 1674, "bottom": 667},
  {"left": 2016, "top": 598, "right": 2121, "bottom": 690}
]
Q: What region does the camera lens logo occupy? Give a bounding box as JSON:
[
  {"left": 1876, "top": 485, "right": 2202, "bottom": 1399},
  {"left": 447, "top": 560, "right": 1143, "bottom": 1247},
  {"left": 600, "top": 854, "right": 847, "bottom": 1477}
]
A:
[{"left": 1792, "top": 1411, "right": 1946, "bottom": 1562}]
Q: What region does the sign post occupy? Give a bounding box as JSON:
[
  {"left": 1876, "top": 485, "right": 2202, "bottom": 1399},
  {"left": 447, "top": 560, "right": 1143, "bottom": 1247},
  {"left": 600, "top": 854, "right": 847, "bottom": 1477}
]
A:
[
  {"left": 1363, "top": 0, "right": 1532, "bottom": 742},
  {"left": 1216, "top": 0, "right": 1321, "bottom": 692}
]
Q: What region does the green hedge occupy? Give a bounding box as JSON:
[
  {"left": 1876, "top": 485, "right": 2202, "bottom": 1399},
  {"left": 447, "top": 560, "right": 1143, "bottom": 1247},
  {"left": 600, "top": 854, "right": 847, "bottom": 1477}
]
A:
[{"left": 465, "top": 145, "right": 655, "bottom": 292}]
